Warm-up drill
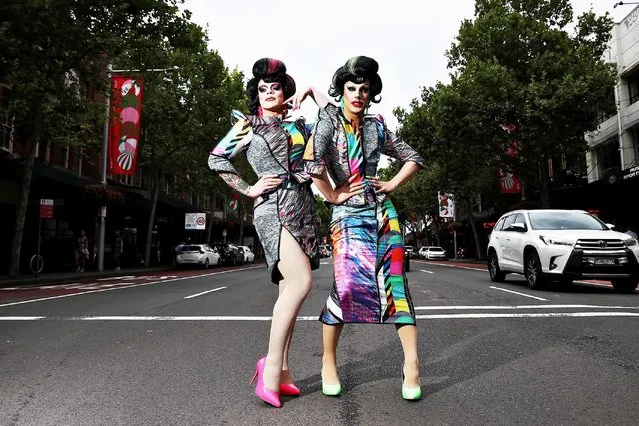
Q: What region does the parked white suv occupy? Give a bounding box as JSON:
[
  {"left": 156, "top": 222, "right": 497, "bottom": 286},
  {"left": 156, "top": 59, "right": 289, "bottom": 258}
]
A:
[{"left": 487, "top": 209, "right": 639, "bottom": 293}]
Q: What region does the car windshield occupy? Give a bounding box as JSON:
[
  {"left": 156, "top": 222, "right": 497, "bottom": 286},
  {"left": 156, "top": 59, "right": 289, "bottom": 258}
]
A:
[
  {"left": 429, "top": 247, "right": 444, "bottom": 252},
  {"left": 528, "top": 211, "right": 607, "bottom": 231},
  {"left": 179, "top": 245, "right": 201, "bottom": 252}
]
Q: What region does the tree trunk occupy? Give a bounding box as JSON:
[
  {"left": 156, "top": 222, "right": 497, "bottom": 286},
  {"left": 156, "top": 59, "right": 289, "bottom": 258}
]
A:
[
  {"left": 238, "top": 198, "right": 244, "bottom": 245},
  {"left": 539, "top": 157, "right": 551, "bottom": 208},
  {"left": 144, "top": 171, "right": 161, "bottom": 268},
  {"left": 466, "top": 199, "right": 484, "bottom": 260},
  {"left": 206, "top": 193, "right": 217, "bottom": 243},
  {"left": 8, "top": 103, "right": 43, "bottom": 278},
  {"left": 520, "top": 178, "right": 528, "bottom": 201}
]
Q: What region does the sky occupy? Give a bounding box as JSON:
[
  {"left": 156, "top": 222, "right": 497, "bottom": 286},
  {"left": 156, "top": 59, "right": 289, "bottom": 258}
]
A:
[{"left": 182, "top": 0, "right": 634, "bottom": 133}]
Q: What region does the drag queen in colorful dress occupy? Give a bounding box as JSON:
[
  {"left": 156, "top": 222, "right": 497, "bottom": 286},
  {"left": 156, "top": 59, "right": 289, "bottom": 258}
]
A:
[
  {"left": 208, "top": 58, "right": 345, "bottom": 408},
  {"left": 302, "top": 56, "right": 424, "bottom": 400}
]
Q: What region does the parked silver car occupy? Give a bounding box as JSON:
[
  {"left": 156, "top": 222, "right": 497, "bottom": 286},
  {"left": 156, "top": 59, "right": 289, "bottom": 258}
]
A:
[{"left": 175, "top": 244, "right": 220, "bottom": 269}]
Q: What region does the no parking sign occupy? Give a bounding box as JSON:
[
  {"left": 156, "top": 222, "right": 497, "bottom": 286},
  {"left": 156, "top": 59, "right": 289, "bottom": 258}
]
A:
[{"left": 185, "top": 213, "right": 206, "bottom": 230}]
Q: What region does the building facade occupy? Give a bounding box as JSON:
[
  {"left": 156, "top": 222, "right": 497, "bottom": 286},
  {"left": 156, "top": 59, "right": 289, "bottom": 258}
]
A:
[
  {"left": 0, "top": 82, "right": 254, "bottom": 275},
  {"left": 586, "top": 6, "right": 639, "bottom": 187}
]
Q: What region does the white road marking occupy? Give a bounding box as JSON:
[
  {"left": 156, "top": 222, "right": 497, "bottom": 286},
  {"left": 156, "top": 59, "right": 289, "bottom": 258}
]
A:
[
  {"left": 489, "top": 286, "right": 547, "bottom": 301},
  {"left": 414, "top": 312, "right": 639, "bottom": 319},
  {"left": 414, "top": 304, "right": 639, "bottom": 310},
  {"left": 2, "top": 312, "right": 639, "bottom": 321},
  {"left": 98, "top": 276, "right": 136, "bottom": 281},
  {"left": 0, "top": 316, "right": 46, "bottom": 320},
  {"left": 420, "top": 269, "right": 434, "bottom": 274},
  {"left": 184, "top": 286, "right": 227, "bottom": 299},
  {"left": 0, "top": 266, "right": 262, "bottom": 309}
]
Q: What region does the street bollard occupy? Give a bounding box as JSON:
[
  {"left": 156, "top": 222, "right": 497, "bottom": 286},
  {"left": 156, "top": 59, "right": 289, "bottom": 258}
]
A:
[{"left": 404, "top": 251, "right": 410, "bottom": 272}]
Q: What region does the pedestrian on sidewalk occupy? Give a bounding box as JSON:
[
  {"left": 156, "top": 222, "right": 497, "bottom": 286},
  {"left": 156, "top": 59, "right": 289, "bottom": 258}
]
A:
[
  {"left": 74, "top": 230, "right": 89, "bottom": 272},
  {"left": 302, "top": 56, "right": 424, "bottom": 400},
  {"left": 113, "top": 231, "right": 123, "bottom": 271},
  {"left": 208, "top": 58, "right": 340, "bottom": 408}
]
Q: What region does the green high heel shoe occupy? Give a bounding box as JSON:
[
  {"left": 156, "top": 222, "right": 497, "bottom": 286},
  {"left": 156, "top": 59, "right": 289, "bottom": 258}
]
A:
[
  {"left": 321, "top": 369, "right": 342, "bottom": 397},
  {"left": 402, "top": 363, "right": 422, "bottom": 401}
]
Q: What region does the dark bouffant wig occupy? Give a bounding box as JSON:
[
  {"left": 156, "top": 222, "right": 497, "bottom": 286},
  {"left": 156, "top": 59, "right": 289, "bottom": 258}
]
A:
[
  {"left": 328, "top": 56, "right": 382, "bottom": 104},
  {"left": 246, "top": 58, "right": 296, "bottom": 115}
]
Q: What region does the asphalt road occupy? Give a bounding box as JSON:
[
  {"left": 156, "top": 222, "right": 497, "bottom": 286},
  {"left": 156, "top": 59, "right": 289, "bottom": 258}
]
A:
[{"left": 1, "top": 259, "right": 638, "bottom": 425}]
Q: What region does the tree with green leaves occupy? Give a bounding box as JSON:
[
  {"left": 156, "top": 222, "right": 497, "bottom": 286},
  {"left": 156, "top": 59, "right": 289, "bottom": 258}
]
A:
[
  {"left": 117, "top": 32, "right": 246, "bottom": 267},
  {"left": 446, "top": 0, "right": 617, "bottom": 205},
  {"left": 0, "top": 0, "right": 196, "bottom": 277}
]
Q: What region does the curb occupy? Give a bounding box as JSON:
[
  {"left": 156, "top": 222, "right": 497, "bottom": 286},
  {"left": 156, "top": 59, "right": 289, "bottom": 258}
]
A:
[{"left": 0, "top": 266, "right": 174, "bottom": 288}]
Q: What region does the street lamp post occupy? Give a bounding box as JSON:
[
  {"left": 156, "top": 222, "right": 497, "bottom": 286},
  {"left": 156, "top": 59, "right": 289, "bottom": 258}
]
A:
[{"left": 97, "top": 64, "right": 178, "bottom": 272}]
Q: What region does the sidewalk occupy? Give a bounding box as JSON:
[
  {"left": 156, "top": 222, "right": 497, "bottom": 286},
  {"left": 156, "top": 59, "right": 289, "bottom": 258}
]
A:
[{"left": 0, "top": 265, "right": 174, "bottom": 288}]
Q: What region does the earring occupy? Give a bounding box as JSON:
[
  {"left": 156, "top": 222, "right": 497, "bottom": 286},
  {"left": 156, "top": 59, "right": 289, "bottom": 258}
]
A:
[{"left": 340, "top": 97, "right": 345, "bottom": 109}]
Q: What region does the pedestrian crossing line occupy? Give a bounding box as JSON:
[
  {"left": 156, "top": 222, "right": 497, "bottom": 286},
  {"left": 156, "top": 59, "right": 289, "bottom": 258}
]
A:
[
  {"left": 414, "top": 304, "right": 639, "bottom": 310},
  {"left": 2, "top": 311, "right": 639, "bottom": 321}
]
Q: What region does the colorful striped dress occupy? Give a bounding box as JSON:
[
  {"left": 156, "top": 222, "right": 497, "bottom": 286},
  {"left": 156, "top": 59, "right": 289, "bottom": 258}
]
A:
[
  {"left": 304, "top": 104, "right": 424, "bottom": 324},
  {"left": 208, "top": 110, "right": 319, "bottom": 283}
]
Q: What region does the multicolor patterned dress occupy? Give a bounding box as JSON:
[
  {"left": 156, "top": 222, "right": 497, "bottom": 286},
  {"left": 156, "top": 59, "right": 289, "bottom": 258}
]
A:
[
  {"left": 208, "top": 110, "right": 319, "bottom": 283},
  {"left": 304, "top": 104, "right": 424, "bottom": 324}
]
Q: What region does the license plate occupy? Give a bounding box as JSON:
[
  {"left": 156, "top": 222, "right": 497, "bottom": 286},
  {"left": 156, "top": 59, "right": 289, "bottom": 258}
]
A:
[{"left": 594, "top": 258, "right": 616, "bottom": 265}]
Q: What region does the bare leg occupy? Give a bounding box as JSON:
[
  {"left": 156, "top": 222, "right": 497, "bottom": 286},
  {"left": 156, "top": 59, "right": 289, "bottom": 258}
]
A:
[
  {"left": 396, "top": 324, "right": 420, "bottom": 388},
  {"left": 262, "top": 229, "right": 312, "bottom": 392},
  {"left": 278, "top": 279, "right": 298, "bottom": 385},
  {"left": 321, "top": 323, "right": 343, "bottom": 385}
]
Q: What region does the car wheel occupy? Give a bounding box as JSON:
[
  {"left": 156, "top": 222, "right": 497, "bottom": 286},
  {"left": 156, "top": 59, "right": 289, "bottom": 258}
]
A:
[
  {"left": 524, "top": 251, "right": 546, "bottom": 290},
  {"left": 488, "top": 251, "right": 506, "bottom": 282},
  {"left": 611, "top": 278, "right": 638, "bottom": 294}
]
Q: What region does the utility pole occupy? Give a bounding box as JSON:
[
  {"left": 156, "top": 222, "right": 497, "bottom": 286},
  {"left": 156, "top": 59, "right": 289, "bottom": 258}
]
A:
[{"left": 97, "top": 65, "right": 178, "bottom": 271}]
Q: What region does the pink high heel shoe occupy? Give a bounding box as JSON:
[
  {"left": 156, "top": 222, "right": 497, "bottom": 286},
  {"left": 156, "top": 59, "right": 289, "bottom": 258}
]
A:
[
  {"left": 279, "top": 383, "right": 301, "bottom": 396},
  {"left": 249, "top": 357, "right": 282, "bottom": 408}
]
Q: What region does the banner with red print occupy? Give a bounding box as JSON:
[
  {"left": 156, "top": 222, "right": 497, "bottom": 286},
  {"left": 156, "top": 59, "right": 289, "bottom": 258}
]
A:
[
  {"left": 498, "top": 124, "right": 521, "bottom": 194},
  {"left": 108, "top": 76, "right": 143, "bottom": 175}
]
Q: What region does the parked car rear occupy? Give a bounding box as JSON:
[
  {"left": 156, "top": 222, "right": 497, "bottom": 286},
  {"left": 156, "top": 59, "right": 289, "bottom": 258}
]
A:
[
  {"left": 405, "top": 245, "right": 414, "bottom": 258},
  {"left": 175, "top": 244, "right": 220, "bottom": 268},
  {"left": 212, "top": 244, "right": 244, "bottom": 266},
  {"left": 425, "top": 246, "right": 447, "bottom": 260}
]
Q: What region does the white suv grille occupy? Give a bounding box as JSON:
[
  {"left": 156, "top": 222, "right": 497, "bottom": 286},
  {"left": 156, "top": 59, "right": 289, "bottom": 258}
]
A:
[{"left": 575, "top": 239, "right": 625, "bottom": 251}]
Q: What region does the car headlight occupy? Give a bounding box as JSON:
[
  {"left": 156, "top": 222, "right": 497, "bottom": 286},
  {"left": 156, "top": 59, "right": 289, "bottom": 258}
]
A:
[
  {"left": 624, "top": 238, "right": 638, "bottom": 247},
  {"left": 539, "top": 235, "right": 573, "bottom": 246}
]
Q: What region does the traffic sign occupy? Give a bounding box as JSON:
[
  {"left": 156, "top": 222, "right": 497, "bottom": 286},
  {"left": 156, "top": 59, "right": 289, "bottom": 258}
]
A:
[
  {"left": 185, "top": 212, "right": 206, "bottom": 230},
  {"left": 39, "top": 199, "right": 54, "bottom": 219}
]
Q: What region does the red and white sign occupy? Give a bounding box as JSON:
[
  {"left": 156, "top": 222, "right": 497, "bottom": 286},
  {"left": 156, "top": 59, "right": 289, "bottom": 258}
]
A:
[
  {"left": 39, "top": 199, "right": 54, "bottom": 219},
  {"left": 108, "top": 76, "right": 144, "bottom": 175},
  {"left": 185, "top": 213, "right": 206, "bottom": 230}
]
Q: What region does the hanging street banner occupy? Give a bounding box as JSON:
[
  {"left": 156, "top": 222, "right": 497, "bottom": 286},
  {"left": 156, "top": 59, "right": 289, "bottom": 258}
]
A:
[
  {"left": 108, "top": 76, "right": 144, "bottom": 175},
  {"left": 498, "top": 124, "right": 522, "bottom": 194},
  {"left": 185, "top": 213, "right": 206, "bottom": 230},
  {"left": 226, "top": 192, "right": 239, "bottom": 218},
  {"left": 438, "top": 192, "right": 455, "bottom": 218}
]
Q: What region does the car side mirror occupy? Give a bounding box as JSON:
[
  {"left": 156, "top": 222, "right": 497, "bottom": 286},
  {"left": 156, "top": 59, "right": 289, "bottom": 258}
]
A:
[
  {"left": 606, "top": 223, "right": 616, "bottom": 230},
  {"left": 510, "top": 222, "right": 527, "bottom": 232}
]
